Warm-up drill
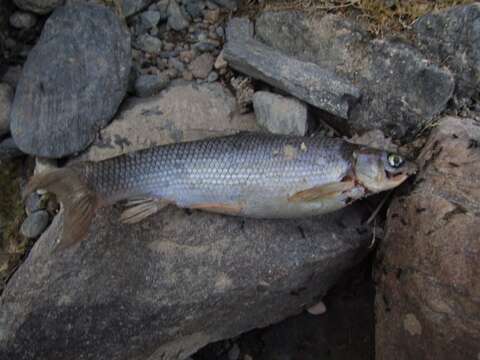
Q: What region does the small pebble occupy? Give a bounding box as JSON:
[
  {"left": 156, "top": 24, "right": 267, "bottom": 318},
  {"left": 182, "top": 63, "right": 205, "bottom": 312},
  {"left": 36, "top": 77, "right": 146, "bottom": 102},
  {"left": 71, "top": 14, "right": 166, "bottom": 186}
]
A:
[
  {"left": 135, "top": 74, "right": 170, "bottom": 97},
  {"left": 9, "top": 11, "right": 37, "bottom": 29},
  {"left": 214, "top": 51, "right": 227, "bottom": 69},
  {"left": 134, "top": 34, "right": 162, "bottom": 54},
  {"left": 189, "top": 53, "right": 214, "bottom": 79},
  {"left": 204, "top": 9, "right": 220, "bottom": 24},
  {"left": 207, "top": 71, "right": 218, "bottom": 82},
  {"left": 228, "top": 343, "right": 240, "bottom": 360},
  {"left": 168, "top": 57, "right": 185, "bottom": 72},
  {"left": 25, "top": 192, "right": 45, "bottom": 216},
  {"left": 20, "top": 211, "right": 49, "bottom": 239},
  {"left": 307, "top": 300, "right": 327, "bottom": 315},
  {"left": 182, "top": 70, "right": 194, "bottom": 81}
]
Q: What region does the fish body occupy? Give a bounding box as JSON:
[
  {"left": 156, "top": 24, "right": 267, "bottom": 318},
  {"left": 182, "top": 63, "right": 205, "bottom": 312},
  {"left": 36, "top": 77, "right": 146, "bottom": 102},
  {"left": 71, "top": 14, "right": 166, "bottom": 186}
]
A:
[
  {"left": 26, "top": 133, "right": 416, "bottom": 250},
  {"left": 85, "top": 133, "right": 361, "bottom": 218}
]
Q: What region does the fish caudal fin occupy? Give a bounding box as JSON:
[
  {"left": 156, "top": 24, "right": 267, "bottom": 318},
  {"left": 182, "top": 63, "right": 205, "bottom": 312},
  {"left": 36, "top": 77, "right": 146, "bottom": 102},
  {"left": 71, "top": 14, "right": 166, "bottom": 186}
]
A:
[{"left": 24, "top": 168, "right": 97, "bottom": 251}]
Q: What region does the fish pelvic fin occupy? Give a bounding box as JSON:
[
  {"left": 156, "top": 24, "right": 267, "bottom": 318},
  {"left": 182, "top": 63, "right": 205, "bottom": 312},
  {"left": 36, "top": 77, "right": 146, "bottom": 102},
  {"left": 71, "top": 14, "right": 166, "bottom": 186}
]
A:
[
  {"left": 288, "top": 180, "right": 355, "bottom": 202},
  {"left": 120, "top": 198, "right": 170, "bottom": 224},
  {"left": 24, "top": 167, "right": 98, "bottom": 251}
]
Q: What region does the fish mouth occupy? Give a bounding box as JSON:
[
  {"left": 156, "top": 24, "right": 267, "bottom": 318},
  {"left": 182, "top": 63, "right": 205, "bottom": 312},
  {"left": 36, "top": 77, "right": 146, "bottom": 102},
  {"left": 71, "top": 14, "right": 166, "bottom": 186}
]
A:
[{"left": 385, "top": 172, "right": 409, "bottom": 185}]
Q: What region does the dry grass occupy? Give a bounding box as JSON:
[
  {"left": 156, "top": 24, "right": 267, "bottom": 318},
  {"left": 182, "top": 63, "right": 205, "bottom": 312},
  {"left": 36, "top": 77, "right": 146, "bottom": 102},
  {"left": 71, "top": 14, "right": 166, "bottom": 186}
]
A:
[{"left": 243, "top": 0, "right": 475, "bottom": 35}]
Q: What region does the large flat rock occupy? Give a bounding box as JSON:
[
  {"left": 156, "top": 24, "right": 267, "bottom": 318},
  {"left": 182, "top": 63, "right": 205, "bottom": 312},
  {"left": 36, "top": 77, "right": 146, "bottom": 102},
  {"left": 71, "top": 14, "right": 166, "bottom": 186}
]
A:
[
  {"left": 81, "top": 81, "right": 258, "bottom": 162},
  {"left": 0, "top": 203, "right": 371, "bottom": 360},
  {"left": 224, "top": 18, "right": 360, "bottom": 120},
  {"left": 375, "top": 116, "right": 480, "bottom": 360},
  {"left": 255, "top": 11, "right": 454, "bottom": 138},
  {"left": 10, "top": 3, "right": 131, "bottom": 158},
  {"left": 414, "top": 4, "right": 480, "bottom": 103}
]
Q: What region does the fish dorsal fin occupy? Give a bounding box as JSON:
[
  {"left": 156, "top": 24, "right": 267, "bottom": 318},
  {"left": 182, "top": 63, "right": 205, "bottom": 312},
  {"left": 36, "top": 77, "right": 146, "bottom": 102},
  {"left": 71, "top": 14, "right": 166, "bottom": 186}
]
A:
[
  {"left": 120, "top": 198, "right": 170, "bottom": 224},
  {"left": 288, "top": 180, "right": 355, "bottom": 202}
]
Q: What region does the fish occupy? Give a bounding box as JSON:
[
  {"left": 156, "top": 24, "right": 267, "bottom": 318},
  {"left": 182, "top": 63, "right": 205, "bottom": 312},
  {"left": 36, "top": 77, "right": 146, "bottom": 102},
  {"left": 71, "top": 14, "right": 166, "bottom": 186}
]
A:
[{"left": 24, "top": 133, "right": 417, "bottom": 250}]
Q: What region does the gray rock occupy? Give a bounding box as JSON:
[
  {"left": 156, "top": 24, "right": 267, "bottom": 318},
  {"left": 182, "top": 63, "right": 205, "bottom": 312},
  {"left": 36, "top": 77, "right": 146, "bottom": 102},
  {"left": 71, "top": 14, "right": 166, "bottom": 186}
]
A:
[
  {"left": 9, "top": 11, "right": 38, "bottom": 29},
  {"left": 0, "top": 137, "right": 23, "bottom": 160},
  {"left": 13, "top": 0, "right": 63, "bottom": 14},
  {"left": 133, "top": 10, "right": 161, "bottom": 33},
  {"left": 189, "top": 53, "right": 214, "bottom": 79},
  {"left": 0, "top": 201, "right": 370, "bottom": 359},
  {"left": 184, "top": 0, "right": 203, "bottom": 18},
  {"left": 80, "top": 81, "right": 258, "bottom": 162},
  {"left": 9, "top": 4, "right": 131, "bottom": 158},
  {"left": 169, "top": 57, "right": 185, "bottom": 72},
  {"left": 255, "top": 11, "right": 455, "bottom": 138},
  {"left": 207, "top": 71, "right": 218, "bottom": 83},
  {"left": 253, "top": 91, "right": 308, "bottom": 136},
  {"left": 414, "top": 4, "right": 480, "bottom": 102},
  {"left": 224, "top": 18, "right": 360, "bottom": 120},
  {"left": 0, "top": 83, "right": 13, "bottom": 136},
  {"left": 121, "top": 0, "right": 154, "bottom": 17},
  {"left": 134, "top": 33, "right": 162, "bottom": 54},
  {"left": 167, "top": 0, "right": 190, "bottom": 31},
  {"left": 134, "top": 73, "right": 170, "bottom": 97},
  {"left": 211, "top": 0, "right": 238, "bottom": 10},
  {"left": 19, "top": 210, "right": 49, "bottom": 238},
  {"left": 193, "top": 40, "right": 219, "bottom": 53},
  {"left": 349, "top": 40, "right": 454, "bottom": 138}
]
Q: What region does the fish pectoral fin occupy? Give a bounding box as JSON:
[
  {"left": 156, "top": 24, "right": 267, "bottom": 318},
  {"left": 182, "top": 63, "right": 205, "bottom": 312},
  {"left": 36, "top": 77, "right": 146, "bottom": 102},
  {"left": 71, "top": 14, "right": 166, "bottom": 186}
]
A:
[
  {"left": 288, "top": 180, "right": 355, "bottom": 202},
  {"left": 190, "top": 202, "right": 243, "bottom": 215},
  {"left": 120, "top": 198, "right": 170, "bottom": 224}
]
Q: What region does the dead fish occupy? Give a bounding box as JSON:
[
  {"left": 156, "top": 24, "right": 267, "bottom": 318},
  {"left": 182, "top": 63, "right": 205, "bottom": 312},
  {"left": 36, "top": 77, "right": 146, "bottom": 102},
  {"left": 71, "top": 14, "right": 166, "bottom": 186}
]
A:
[{"left": 25, "top": 133, "right": 417, "bottom": 250}]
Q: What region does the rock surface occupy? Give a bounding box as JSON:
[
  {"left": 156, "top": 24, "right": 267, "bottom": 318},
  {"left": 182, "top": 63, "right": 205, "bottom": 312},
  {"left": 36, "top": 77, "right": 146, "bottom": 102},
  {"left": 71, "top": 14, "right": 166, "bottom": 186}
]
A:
[
  {"left": 255, "top": 12, "right": 454, "bottom": 138},
  {"left": 224, "top": 18, "right": 360, "bottom": 120},
  {"left": 376, "top": 116, "right": 480, "bottom": 360},
  {"left": 0, "top": 83, "right": 13, "bottom": 136},
  {"left": 81, "top": 81, "right": 258, "bottom": 161},
  {"left": 13, "top": 0, "right": 63, "bottom": 14},
  {"left": 0, "top": 203, "right": 371, "bottom": 360},
  {"left": 10, "top": 4, "right": 131, "bottom": 158},
  {"left": 253, "top": 91, "right": 308, "bottom": 136},
  {"left": 414, "top": 4, "right": 480, "bottom": 102},
  {"left": 167, "top": 0, "right": 190, "bottom": 31}
]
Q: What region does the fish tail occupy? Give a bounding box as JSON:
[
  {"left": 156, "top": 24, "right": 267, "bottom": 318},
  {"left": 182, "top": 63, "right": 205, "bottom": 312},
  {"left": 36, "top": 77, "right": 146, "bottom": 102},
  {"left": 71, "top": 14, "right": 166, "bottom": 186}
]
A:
[{"left": 24, "top": 167, "right": 98, "bottom": 251}]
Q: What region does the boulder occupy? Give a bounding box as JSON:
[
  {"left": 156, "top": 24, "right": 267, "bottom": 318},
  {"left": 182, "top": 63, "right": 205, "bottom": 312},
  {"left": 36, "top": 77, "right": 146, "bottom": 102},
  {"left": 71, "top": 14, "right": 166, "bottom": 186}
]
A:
[
  {"left": 375, "top": 116, "right": 480, "bottom": 360},
  {"left": 13, "top": 0, "right": 63, "bottom": 14},
  {"left": 0, "top": 137, "right": 23, "bottom": 160},
  {"left": 224, "top": 18, "right": 360, "bottom": 120},
  {"left": 0, "top": 203, "right": 371, "bottom": 360},
  {"left": 414, "top": 4, "right": 480, "bottom": 103},
  {"left": 255, "top": 12, "right": 454, "bottom": 138},
  {"left": 80, "top": 81, "right": 258, "bottom": 162},
  {"left": 9, "top": 4, "right": 131, "bottom": 158},
  {"left": 253, "top": 91, "right": 308, "bottom": 136}
]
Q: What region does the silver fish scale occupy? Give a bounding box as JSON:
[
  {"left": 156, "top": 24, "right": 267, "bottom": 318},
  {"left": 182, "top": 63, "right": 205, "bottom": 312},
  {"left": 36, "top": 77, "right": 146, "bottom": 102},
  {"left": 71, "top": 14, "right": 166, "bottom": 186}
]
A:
[{"left": 85, "top": 133, "right": 355, "bottom": 213}]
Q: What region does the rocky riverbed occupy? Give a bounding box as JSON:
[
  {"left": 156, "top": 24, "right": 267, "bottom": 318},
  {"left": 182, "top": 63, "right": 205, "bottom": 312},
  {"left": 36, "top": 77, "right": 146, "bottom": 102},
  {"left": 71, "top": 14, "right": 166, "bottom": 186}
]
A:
[{"left": 0, "top": 1, "right": 479, "bottom": 359}]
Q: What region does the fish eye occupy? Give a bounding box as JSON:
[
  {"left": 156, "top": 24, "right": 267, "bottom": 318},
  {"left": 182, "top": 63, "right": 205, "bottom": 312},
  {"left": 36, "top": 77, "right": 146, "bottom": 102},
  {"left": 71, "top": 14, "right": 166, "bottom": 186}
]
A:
[{"left": 387, "top": 153, "right": 404, "bottom": 168}]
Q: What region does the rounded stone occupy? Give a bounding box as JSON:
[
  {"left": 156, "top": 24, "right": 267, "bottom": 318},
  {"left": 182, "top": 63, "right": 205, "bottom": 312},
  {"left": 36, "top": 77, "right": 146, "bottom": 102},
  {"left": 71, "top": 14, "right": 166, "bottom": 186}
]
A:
[
  {"left": 10, "top": 4, "right": 131, "bottom": 158},
  {"left": 20, "top": 210, "right": 49, "bottom": 238}
]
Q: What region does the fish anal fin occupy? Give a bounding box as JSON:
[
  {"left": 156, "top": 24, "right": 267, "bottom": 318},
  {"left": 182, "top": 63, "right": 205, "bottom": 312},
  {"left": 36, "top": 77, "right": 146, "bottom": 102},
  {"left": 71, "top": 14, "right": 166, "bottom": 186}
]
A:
[
  {"left": 120, "top": 198, "right": 170, "bottom": 224},
  {"left": 190, "top": 202, "right": 243, "bottom": 215},
  {"left": 288, "top": 180, "right": 355, "bottom": 202}
]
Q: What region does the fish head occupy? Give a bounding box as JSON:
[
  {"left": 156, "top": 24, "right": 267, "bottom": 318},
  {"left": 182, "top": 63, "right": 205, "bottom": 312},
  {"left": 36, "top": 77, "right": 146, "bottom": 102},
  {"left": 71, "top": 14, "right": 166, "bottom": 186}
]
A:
[{"left": 353, "top": 148, "right": 417, "bottom": 194}]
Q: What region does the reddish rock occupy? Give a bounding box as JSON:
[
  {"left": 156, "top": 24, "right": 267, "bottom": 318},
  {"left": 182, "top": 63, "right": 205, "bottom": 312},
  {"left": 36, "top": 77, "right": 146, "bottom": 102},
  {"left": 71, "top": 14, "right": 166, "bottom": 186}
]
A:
[{"left": 376, "top": 116, "right": 480, "bottom": 360}]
